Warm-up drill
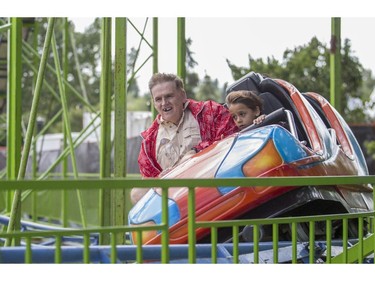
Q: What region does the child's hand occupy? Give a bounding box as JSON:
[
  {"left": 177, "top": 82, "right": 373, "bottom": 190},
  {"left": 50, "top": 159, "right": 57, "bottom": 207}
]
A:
[{"left": 253, "top": 114, "right": 266, "bottom": 124}]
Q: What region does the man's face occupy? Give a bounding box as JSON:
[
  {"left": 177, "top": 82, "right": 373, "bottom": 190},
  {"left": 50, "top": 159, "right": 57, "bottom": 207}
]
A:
[{"left": 151, "top": 81, "right": 187, "bottom": 125}]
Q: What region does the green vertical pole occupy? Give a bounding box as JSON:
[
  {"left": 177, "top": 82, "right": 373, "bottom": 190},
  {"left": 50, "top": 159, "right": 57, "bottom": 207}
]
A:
[
  {"left": 151, "top": 18, "right": 158, "bottom": 119},
  {"left": 177, "top": 17, "right": 186, "bottom": 82},
  {"left": 113, "top": 17, "right": 127, "bottom": 244},
  {"left": 330, "top": 17, "right": 342, "bottom": 113},
  {"left": 6, "top": 18, "right": 22, "bottom": 210},
  {"left": 153, "top": 18, "right": 158, "bottom": 74},
  {"left": 61, "top": 17, "right": 69, "bottom": 227},
  {"left": 6, "top": 18, "right": 55, "bottom": 246},
  {"left": 6, "top": 17, "right": 22, "bottom": 244},
  {"left": 161, "top": 185, "right": 169, "bottom": 263},
  {"left": 188, "top": 186, "right": 196, "bottom": 263},
  {"left": 31, "top": 19, "right": 39, "bottom": 222},
  {"left": 99, "top": 17, "right": 113, "bottom": 245}
]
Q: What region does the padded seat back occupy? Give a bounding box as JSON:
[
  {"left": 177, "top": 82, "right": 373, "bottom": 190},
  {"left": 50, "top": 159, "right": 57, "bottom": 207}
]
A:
[{"left": 226, "top": 72, "right": 264, "bottom": 95}]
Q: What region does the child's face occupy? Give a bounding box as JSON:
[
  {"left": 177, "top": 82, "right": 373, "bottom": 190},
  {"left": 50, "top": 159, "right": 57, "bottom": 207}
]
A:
[{"left": 228, "top": 103, "right": 260, "bottom": 130}]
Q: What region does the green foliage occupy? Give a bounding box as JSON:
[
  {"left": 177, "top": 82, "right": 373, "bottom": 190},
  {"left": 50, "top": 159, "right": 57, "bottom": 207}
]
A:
[
  {"left": 227, "top": 37, "right": 375, "bottom": 123},
  {"left": 50, "top": 106, "right": 84, "bottom": 133},
  {"left": 127, "top": 95, "right": 151, "bottom": 111},
  {"left": 71, "top": 18, "right": 102, "bottom": 105},
  {"left": 17, "top": 18, "right": 101, "bottom": 136},
  {"left": 17, "top": 18, "right": 145, "bottom": 136},
  {"left": 195, "top": 74, "right": 221, "bottom": 102},
  {"left": 184, "top": 38, "right": 200, "bottom": 100},
  {"left": 184, "top": 38, "right": 221, "bottom": 101},
  {"left": 185, "top": 72, "right": 199, "bottom": 99},
  {"left": 365, "top": 140, "right": 375, "bottom": 161},
  {"left": 186, "top": 38, "right": 198, "bottom": 69},
  {"left": 127, "top": 47, "right": 141, "bottom": 98}
]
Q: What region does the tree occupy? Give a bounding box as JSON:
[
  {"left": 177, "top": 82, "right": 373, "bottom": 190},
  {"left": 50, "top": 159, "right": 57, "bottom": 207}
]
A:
[
  {"left": 184, "top": 38, "right": 223, "bottom": 102},
  {"left": 18, "top": 18, "right": 102, "bottom": 133},
  {"left": 127, "top": 47, "right": 141, "bottom": 98},
  {"left": 195, "top": 73, "right": 221, "bottom": 102},
  {"left": 184, "top": 38, "right": 199, "bottom": 100},
  {"left": 16, "top": 18, "right": 145, "bottom": 134},
  {"left": 227, "top": 37, "right": 375, "bottom": 123}
]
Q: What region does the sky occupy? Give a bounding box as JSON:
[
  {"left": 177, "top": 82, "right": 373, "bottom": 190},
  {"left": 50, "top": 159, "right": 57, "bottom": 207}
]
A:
[{"left": 4, "top": 0, "right": 375, "bottom": 95}]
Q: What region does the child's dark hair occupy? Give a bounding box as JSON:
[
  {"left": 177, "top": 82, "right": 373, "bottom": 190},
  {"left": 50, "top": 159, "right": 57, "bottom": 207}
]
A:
[{"left": 225, "top": 90, "right": 263, "bottom": 112}]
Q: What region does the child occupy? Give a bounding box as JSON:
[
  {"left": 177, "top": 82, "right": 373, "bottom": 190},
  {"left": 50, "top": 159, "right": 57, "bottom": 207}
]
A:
[{"left": 225, "top": 90, "right": 266, "bottom": 130}]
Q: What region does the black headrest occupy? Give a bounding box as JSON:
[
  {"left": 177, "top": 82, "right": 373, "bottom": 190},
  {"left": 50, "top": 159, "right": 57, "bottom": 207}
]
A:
[
  {"left": 258, "top": 78, "right": 296, "bottom": 111},
  {"left": 226, "top": 72, "right": 264, "bottom": 95},
  {"left": 258, "top": 92, "right": 284, "bottom": 115}
]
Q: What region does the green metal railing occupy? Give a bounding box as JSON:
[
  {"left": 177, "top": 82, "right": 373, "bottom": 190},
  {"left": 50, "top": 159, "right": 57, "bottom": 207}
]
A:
[{"left": 1, "top": 176, "right": 374, "bottom": 264}]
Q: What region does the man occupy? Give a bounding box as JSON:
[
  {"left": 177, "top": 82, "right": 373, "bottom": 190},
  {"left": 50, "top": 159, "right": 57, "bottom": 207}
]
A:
[{"left": 132, "top": 73, "right": 238, "bottom": 204}]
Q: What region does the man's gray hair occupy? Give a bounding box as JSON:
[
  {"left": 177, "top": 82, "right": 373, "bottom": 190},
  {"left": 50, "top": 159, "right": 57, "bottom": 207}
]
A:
[{"left": 148, "top": 73, "right": 184, "bottom": 92}]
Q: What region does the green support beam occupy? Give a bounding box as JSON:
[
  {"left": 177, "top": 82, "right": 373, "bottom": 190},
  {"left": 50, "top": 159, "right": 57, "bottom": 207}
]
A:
[
  {"left": 31, "top": 19, "right": 39, "bottom": 222},
  {"left": 6, "top": 18, "right": 22, "bottom": 188},
  {"left": 177, "top": 17, "right": 186, "bottom": 82},
  {"left": 61, "top": 17, "right": 69, "bottom": 227},
  {"left": 152, "top": 18, "right": 158, "bottom": 74},
  {"left": 151, "top": 17, "right": 158, "bottom": 119},
  {"left": 99, "top": 17, "right": 113, "bottom": 244},
  {"left": 330, "top": 17, "right": 342, "bottom": 113},
  {"left": 113, "top": 17, "right": 128, "bottom": 243},
  {"left": 5, "top": 17, "right": 22, "bottom": 243}
]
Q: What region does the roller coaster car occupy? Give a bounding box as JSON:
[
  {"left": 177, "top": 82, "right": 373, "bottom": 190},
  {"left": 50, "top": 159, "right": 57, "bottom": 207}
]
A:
[{"left": 129, "top": 72, "right": 373, "bottom": 244}]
